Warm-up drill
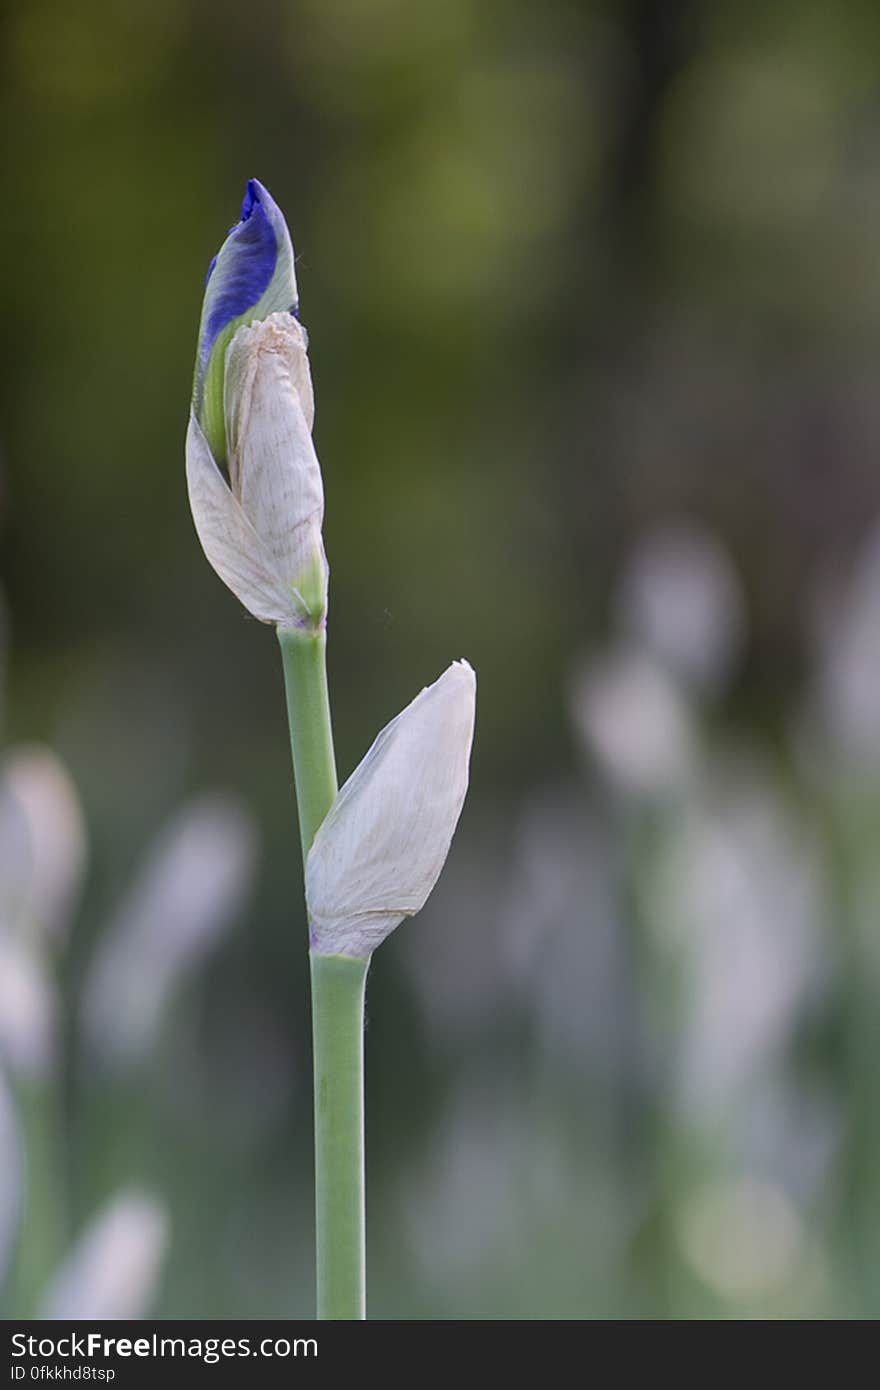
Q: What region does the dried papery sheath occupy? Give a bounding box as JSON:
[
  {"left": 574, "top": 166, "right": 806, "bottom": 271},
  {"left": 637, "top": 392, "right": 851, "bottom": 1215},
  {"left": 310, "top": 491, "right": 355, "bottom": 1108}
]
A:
[
  {"left": 306, "top": 661, "right": 476, "bottom": 958},
  {"left": 186, "top": 312, "right": 328, "bottom": 627},
  {"left": 226, "top": 315, "right": 325, "bottom": 617}
]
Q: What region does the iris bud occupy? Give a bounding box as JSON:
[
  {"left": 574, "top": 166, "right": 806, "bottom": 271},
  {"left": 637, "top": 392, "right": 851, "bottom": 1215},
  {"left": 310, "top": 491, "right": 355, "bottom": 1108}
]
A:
[
  {"left": 186, "top": 181, "right": 328, "bottom": 629},
  {"left": 306, "top": 662, "right": 477, "bottom": 958}
]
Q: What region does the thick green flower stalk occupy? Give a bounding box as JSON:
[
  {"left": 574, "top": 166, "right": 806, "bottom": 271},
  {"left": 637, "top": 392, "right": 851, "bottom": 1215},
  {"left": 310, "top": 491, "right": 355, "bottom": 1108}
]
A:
[{"left": 186, "top": 180, "right": 476, "bottom": 1320}]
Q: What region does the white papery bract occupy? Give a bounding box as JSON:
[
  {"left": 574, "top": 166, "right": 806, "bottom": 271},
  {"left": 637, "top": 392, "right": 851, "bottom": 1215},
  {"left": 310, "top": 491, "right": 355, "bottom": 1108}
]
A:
[
  {"left": 307, "top": 661, "right": 476, "bottom": 958},
  {"left": 186, "top": 312, "right": 328, "bottom": 628}
]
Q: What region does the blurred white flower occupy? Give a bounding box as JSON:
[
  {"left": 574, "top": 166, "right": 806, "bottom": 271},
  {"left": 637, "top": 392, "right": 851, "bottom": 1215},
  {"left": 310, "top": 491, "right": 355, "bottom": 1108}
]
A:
[
  {"left": 307, "top": 661, "right": 476, "bottom": 958},
  {"left": 398, "top": 787, "right": 627, "bottom": 1073},
  {"left": 396, "top": 810, "right": 513, "bottom": 1041},
  {"left": 0, "top": 745, "right": 86, "bottom": 941},
  {"left": 39, "top": 1190, "right": 168, "bottom": 1320},
  {"left": 649, "top": 759, "right": 831, "bottom": 1115},
  {"left": 615, "top": 518, "right": 745, "bottom": 696},
  {"left": 404, "top": 1081, "right": 520, "bottom": 1278},
  {"left": 809, "top": 523, "right": 880, "bottom": 770},
  {"left": 503, "top": 791, "right": 630, "bottom": 1081},
  {"left": 397, "top": 1073, "right": 631, "bottom": 1312},
  {"left": 82, "top": 793, "right": 258, "bottom": 1071},
  {"left": 0, "top": 745, "right": 84, "bottom": 1078},
  {"left": 740, "top": 1076, "right": 841, "bottom": 1204},
  {"left": 570, "top": 645, "right": 696, "bottom": 800},
  {"left": 675, "top": 1177, "right": 804, "bottom": 1301},
  {"left": 0, "top": 935, "right": 54, "bottom": 1078}
]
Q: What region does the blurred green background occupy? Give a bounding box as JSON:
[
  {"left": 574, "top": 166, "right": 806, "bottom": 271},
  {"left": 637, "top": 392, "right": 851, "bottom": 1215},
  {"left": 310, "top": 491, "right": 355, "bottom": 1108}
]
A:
[{"left": 3, "top": 0, "right": 880, "bottom": 1319}]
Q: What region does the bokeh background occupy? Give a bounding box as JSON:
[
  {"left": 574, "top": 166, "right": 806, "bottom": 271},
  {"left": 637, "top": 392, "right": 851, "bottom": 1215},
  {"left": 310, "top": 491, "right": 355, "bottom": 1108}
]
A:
[{"left": 2, "top": 0, "right": 880, "bottom": 1319}]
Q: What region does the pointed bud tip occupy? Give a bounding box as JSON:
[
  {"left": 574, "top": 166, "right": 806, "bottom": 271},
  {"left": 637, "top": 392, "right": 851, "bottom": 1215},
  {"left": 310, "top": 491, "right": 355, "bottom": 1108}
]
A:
[
  {"left": 430, "top": 658, "right": 476, "bottom": 703},
  {"left": 242, "top": 178, "right": 264, "bottom": 218}
]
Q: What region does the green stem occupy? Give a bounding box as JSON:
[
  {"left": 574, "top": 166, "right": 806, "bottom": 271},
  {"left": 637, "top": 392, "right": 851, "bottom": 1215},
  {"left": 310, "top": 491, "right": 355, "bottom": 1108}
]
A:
[
  {"left": 278, "top": 626, "right": 338, "bottom": 859},
  {"left": 278, "top": 625, "right": 367, "bottom": 1320},
  {"left": 309, "top": 952, "right": 368, "bottom": 1319}
]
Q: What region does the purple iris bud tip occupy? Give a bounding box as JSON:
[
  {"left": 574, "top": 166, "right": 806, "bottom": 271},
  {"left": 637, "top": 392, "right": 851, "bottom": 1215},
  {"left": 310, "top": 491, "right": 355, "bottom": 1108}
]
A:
[
  {"left": 193, "top": 178, "right": 300, "bottom": 459},
  {"left": 241, "top": 179, "right": 261, "bottom": 221},
  {"left": 198, "top": 179, "right": 286, "bottom": 372}
]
